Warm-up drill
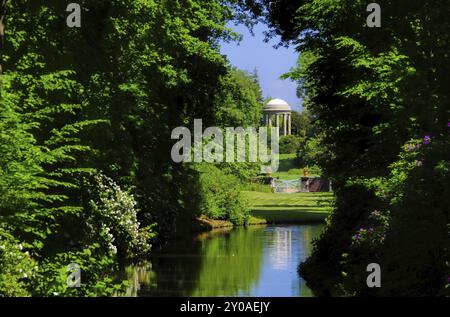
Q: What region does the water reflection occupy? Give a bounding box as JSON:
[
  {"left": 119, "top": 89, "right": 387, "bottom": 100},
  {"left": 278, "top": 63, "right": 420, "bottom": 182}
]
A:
[
  {"left": 270, "top": 228, "right": 292, "bottom": 270},
  {"left": 119, "top": 224, "right": 324, "bottom": 297}
]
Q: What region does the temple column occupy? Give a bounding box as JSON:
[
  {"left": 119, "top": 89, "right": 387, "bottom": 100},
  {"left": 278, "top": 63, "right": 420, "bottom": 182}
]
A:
[
  {"left": 283, "top": 114, "right": 287, "bottom": 136},
  {"left": 288, "top": 114, "right": 292, "bottom": 135},
  {"left": 275, "top": 114, "right": 280, "bottom": 134}
]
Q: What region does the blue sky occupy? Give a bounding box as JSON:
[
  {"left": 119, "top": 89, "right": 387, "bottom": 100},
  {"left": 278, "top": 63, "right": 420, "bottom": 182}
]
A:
[{"left": 220, "top": 23, "right": 302, "bottom": 112}]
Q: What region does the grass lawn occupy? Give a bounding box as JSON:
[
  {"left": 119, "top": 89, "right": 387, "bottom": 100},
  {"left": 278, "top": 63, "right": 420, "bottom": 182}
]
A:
[{"left": 243, "top": 191, "right": 334, "bottom": 223}]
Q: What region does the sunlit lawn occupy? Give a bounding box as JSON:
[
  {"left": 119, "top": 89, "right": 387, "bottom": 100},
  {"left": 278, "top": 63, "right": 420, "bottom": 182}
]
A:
[
  {"left": 243, "top": 191, "right": 334, "bottom": 223},
  {"left": 243, "top": 153, "right": 332, "bottom": 223}
]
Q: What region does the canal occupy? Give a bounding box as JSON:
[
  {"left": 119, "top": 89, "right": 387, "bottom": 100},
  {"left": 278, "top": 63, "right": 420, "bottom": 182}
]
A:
[{"left": 118, "top": 224, "right": 324, "bottom": 297}]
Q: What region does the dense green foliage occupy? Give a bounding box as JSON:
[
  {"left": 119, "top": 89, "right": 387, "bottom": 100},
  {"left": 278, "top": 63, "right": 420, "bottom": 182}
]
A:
[
  {"left": 5, "top": 0, "right": 448, "bottom": 298},
  {"left": 290, "top": 110, "right": 313, "bottom": 138},
  {"left": 279, "top": 135, "right": 301, "bottom": 154},
  {"left": 1, "top": 0, "right": 263, "bottom": 296},
  {"left": 297, "top": 135, "right": 325, "bottom": 167},
  {"left": 284, "top": 58, "right": 320, "bottom": 167},
  {"left": 249, "top": 0, "right": 450, "bottom": 296},
  {"left": 215, "top": 69, "right": 263, "bottom": 127},
  {"left": 197, "top": 164, "right": 250, "bottom": 225}
]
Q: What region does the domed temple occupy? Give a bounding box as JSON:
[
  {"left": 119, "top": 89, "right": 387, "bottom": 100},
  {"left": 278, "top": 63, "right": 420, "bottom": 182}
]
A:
[{"left": 263, "top": 98, "right": 292, "bottom": 136}]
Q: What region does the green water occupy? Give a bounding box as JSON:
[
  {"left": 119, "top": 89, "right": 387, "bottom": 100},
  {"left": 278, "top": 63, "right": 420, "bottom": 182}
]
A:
[{"left": 119, "top": 224, "right": 324, "bottom": 297}]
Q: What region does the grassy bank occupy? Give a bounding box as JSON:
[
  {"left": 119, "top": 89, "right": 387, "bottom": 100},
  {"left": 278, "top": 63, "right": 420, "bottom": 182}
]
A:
[{"left": 243, "top": 191, "right": 334, "bottom": 223}]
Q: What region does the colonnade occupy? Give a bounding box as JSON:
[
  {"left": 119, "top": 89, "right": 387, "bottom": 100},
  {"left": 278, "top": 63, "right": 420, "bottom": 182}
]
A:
[{"left": 265, "top": 113, "right": 292, "bottom": 136}]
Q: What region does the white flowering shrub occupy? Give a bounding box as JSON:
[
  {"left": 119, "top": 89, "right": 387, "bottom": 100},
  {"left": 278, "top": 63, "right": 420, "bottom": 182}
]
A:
[
  {"left": 0, "top": 232, "right": 36, "bottom": 296},
  {"left": 87, "top": 173, "right": 154, "bottom": 259}
]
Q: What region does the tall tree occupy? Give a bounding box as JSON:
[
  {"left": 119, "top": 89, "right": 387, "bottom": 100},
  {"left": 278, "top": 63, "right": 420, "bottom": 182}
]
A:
[
  {"left": 1, "top": 0, "right": 266, "bottom": 296},
  {"left": 245, "top": 0, "right": 450, "bottom": 296}
]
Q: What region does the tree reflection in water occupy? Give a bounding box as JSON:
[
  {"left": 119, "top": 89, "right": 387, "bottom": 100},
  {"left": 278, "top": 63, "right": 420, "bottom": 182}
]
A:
[{"left": 118, "top": 224, "right": 324, "bottom": 297}]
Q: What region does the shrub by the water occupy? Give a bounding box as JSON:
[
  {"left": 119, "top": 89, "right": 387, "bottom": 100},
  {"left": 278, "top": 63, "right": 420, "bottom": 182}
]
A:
[
  {"left": 197, "top": 164, "right": 250, "bottom": 225},
  {"left": 86, "top": 173, "right": 154, "bottom": 259}
]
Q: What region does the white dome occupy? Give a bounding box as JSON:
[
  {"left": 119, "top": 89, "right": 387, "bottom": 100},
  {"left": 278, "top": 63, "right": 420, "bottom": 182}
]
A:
[{"left": 264, "top": 98, "right": 292, "bottom": 112}]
